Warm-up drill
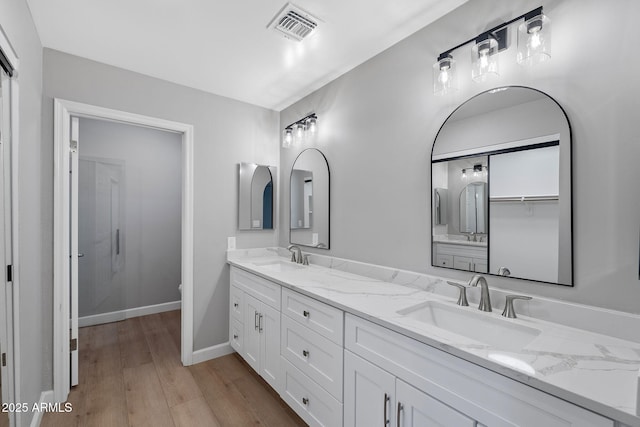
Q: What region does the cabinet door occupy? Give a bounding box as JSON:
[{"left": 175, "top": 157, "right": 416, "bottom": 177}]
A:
[
  {"left": 344, "top": 350, "right": 395, "bottom": 427},
  {"left": 260, "top": 302, "right": 281, "bottom": 393},
  {"left": 396, "top": 379, "right": 475, "bottom": 427},
  {"left": 243, "top": 293, "right": 261, "bottom": 372},
  {"left": 473, "top": 258, "right": 487, "bottom": 273},
  {"left": 453, "top": 255, "right": 472, "bottom": 271}
]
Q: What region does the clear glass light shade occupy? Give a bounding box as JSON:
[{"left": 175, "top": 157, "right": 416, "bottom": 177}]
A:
[
  {"left": 293, "top": 122, "right": 306, "bottom": 145},
  {"left": 517, "top": 14, "right": 551, "bottom": 65},
  {"left": 471, "top": 37, "right": 499, "bottom": 82},
  {"left": 433, "top": 56, "right": 457, "bottom": 95},
  {"left": 282, "top": 128, "right": 293, "bottom": 148},
  {"left": 306, "top": 116, "right": 317, "bottom": 134}
]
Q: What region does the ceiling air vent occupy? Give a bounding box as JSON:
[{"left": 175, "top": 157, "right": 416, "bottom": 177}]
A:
[{"left": 267, "top": 3, "right": 320, "bottom": 42}]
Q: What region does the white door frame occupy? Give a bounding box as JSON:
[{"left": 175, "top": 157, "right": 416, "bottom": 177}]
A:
[
  {"left": 53, "top": 99, "right": 195, "bottom": 402},
  {"left": 0, "top": 25, "right": 20, "bottom": 427}
]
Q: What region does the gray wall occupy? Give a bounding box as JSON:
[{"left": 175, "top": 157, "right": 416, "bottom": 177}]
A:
[
  {"left": 78, "top": 117, "right": 182, "bottom": 317},
  {"left": 0, "top": 1, "right": 45, "bottom": 425},
  {"left": 42, "top": 49, "right": 280, "bottom": 359},
  {"left": 279, "top": 0, "right": 640, "bottom": 314}
]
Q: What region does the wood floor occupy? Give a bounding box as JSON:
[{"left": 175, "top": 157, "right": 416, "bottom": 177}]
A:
[{"left": 41, "top": 310, "right": 306, "bottom": 427}]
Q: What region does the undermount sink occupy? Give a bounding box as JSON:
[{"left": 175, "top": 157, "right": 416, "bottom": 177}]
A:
[
  {"left": 397, "top": 301, "right": 541, "bottom": 352},
  {"left": 252, "top": 260, "right": 304, "bottom": 272}
]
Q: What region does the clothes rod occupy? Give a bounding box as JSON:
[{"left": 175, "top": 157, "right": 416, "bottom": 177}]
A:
[{"left": 490, "top": 195, "right": 559, "bottom": 202}]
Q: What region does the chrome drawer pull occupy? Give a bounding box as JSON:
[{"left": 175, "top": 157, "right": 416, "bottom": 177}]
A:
[{"left": 384, "top": 393, "right": 390, "bottom": 425}]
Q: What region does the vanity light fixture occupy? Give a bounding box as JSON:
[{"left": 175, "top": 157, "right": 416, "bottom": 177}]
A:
[
  {"left": 433, "top": 6, "right": 550, "bottom": 94},
  {"left": 282, "top": 113, "right": 318, "bottom": 148},
  {"left": 461, "top": 164, "right": 487, "bottom": 179}
]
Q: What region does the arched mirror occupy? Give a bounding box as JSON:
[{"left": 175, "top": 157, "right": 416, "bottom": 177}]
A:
[
  {"left": 290, "top": 148, "right": 330, "bottom": 249},
  {"left": 431, "top": 86, "right": 572, "bottom": 285},
  {"left": 238, "top": 162, "right": 276, "bottom": 230}
]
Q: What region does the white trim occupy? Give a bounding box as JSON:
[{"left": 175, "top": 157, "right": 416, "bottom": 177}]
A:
[
  {"left": 432, "top": 134, "right": 560, "bottom": 161},
  {"left": 0, "top": 28, "right": 21, "bottom": 427},
  {"left": 53, "top": 99, "right": 195, "bottom": 404},
  {"left": 29, "top": 390, "right": 54, "bottom": 427},
  {"left": 0, "top": 25, "right": 19, "bottom": 72},
  {"left": 191, "top": 343, "right": 234, "bottom": 365},
  {"left": 78, "top": 301, "right": 181, "bottom": 327}
]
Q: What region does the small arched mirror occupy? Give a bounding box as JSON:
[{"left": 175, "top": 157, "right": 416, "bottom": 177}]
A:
[
  {"left": 290, "top": 148, "right": 330, "bottom": 249},
  {"left": 431, "top": 86, "right": 572, "bottom": 285},
  {"left": 238, "top": 162, "right": 275, "bottom": 230}
]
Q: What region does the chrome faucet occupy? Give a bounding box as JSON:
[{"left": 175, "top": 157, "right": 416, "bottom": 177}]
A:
[
  {"left": 468, "top": 275, "right": 491, "bottom": 312},
  {"left": 497, "top": 267, "right": 511, "bottom": 277},
  {"left": 287, "top": 245, "right": 303, "bottom": 264}
]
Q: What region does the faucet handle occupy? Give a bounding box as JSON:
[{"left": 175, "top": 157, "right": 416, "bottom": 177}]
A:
[
  {"left": 446, "top": 281, "right": 469, "bottom": 306},
  {"left": 302, "top": 254, "right": 310, "bottom": 266},
  {"left": 501, "top": 295, "right": 532, "bottom": 318},
  {"left": 289, "top": 251, "right": 297, "bottom": 263}
]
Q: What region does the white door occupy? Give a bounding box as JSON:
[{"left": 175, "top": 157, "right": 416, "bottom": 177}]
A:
[
  {"left": 0, "top": 66, "right": 13, "bottom": 426},
  {"left": 344, "top": 350, "right": 395, "bottom": 427},
  {"left": 243, "top": 293, "right": 261, "bottom": 372},
  {"left": 260, "top": 302, "right": 280, "bottom": 393},
  {"left": 69, "top": 117, "right": 80, "bottom": 386},
  {"left": 396, "top": 379, "right": 475, "bottom": 427},
  {"left": 78, "top": 159, "right": 124, "bottom": 314}
]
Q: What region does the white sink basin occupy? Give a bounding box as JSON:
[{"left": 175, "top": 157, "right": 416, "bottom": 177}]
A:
[
  {"left": 397, "top": 301, "right": 541, "bottom": 352},
  {"left": 252, "top": 260, "right": 304, "bottom": 272}
]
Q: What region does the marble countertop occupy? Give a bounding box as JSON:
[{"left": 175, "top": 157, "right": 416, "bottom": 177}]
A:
[
  {"left": 433, "top": 236, "right": 487, "bottom": 247},
  {"left": 226, "top": 249, "right": 640, "bottom": 427}
]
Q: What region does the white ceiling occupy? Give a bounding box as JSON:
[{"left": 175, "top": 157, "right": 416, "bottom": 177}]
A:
[{"left": 27, "top": 0, "right": 467, "bottom": 111}]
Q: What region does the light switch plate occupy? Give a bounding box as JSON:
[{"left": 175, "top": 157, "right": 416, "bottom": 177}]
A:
[{"left": 227, "top": 237, "right": 236, "bottom": 250}]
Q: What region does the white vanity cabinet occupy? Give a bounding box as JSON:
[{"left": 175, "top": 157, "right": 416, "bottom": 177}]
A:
[
  {"left": 344, "top": 313, "right": 614, "bottom": 427},
  {"left": 434, "top": 242, "right": 487, "bottom": 273},
  {"left": 230, "top": 267, "right": 282, "bottom": 394}
]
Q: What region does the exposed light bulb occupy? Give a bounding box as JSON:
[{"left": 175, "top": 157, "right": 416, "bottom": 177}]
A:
[
  {"left": 438, "top": 69, "right": 449, "bottom": 84},
  {"left": 479, "top": 52, "right": 489, "bottom": 69},
  {"left": 529, "top": 31, "right": 541, "bottom": 49}
]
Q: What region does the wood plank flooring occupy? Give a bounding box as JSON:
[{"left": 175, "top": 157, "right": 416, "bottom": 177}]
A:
[{"left": 42, "top": 310, "right": 306, "bottom": 427}]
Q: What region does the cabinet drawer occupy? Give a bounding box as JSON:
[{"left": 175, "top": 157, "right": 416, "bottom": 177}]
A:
[
  {"left": 231, "top": 266, "right": 281, "bottom": 310},
  {"left": 281, "top": 315, "right": 343, "bottom": 400},
  {"left": 229, "top": 317, "right": 243, "bottom": 354},
  {"left": 281, "top": 357, "right": 343, "bottom": 427},
  {"left": 345, "top": 314, "right": 613, "bottom": 427},
  {"left": 230, "top": 284, "right": 243, "bottom": 322},
  {"left": 435, "top": 254, "right": 453, "bottom": 267},
  {"left": 282, "top": 288, "right": 343, "bottom": 345}
]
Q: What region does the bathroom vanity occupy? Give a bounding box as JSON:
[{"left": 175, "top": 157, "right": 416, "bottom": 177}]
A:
[{"left": 227, "top": 248, "right": 640, "bottom": 427}]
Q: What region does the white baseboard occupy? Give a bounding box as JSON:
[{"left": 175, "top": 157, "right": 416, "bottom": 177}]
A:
[
  {"left": 30, "top": 390, "right": 54, "bottom": 427},
  {"left": 190, "top": 342, "right": 234, "bottom": 365},
  {"left": 78, "top": 301, "right": 181, "bottom": 327}
]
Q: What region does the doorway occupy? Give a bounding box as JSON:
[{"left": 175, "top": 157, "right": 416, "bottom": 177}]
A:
[{"left": 53, "top": 100, "right": 195, "bottom": 403}]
